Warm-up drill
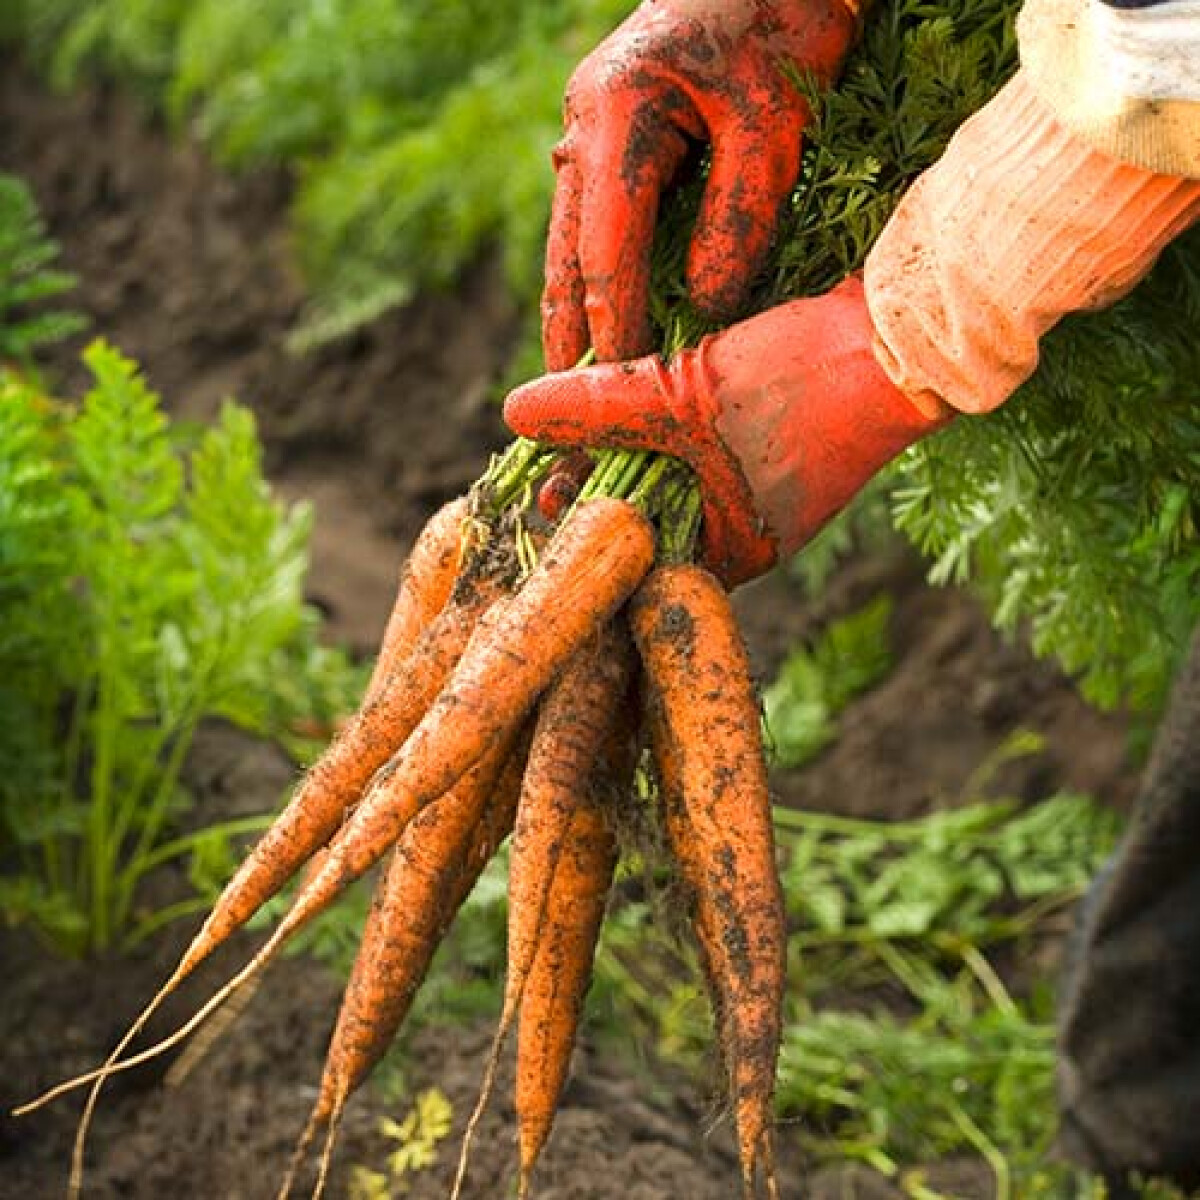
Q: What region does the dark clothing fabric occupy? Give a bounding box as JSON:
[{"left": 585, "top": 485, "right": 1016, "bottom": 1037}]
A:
[{"left": 1056, "top": 627, "right": 1200, "bottom": 1186}]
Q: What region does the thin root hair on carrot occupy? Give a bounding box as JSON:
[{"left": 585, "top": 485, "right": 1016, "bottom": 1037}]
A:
[
  {"left": 311, "top": 1095, "right": 346, "bottom": 1200},
  {"left": 276, "top": 1104, "right": 324, "bottom": 1200}
]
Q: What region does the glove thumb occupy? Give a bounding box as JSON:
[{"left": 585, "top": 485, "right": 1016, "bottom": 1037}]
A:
[
  {"left": 503, "top": 357, "right": 693, "bottom": 457},
  {"left": 504, "top": 351, "right": 772, "bottom": 586}
]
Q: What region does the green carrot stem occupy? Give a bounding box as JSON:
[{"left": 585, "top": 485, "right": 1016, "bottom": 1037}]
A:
[
  {"left": 626, "top": 455, "right": 676, "bottom": 510},
  {"left": 656, "top": 478, "right": 703, "bottom": 564},
  {"left": 480, "top": 437, "right": 702, "bottom": 565},
  {"left": 482, "top": 438, "right": 556, "bottom": 513}
]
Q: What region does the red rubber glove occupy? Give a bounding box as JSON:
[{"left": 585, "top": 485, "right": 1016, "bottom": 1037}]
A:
[
  {"left": 543, "top": 0, "right": 863, "bottom": 371},
  {"left": 508, "top": 276, "right": 950, "bottom": 587}
]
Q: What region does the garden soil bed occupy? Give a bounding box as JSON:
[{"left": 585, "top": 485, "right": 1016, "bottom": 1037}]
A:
[{"left": 0, "top": 58, "right": 1140, "bottom": 1199}]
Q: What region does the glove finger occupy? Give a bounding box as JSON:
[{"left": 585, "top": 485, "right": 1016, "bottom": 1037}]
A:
[
  {"left": 505, "top": 350, "right": 779, "bottom": 587},
  {"left": 687, "top": 94, "right": 805, "bottom": 321},
  {"left": 541, "top": 141, "right": 590, "bottom": 373},
  {"left": 504, "top": 356, "right": 690, "bottom": 456},
  {"left": 577, "top": 108, "right": 690, "bottom": 363}
]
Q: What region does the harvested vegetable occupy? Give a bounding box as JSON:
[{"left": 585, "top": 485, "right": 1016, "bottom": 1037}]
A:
[
  {"left": 515, "top": 778, "right": 620, "bottom": 1198},
  {"left": 21, "top": 437, "right": 793, "bottom": 1200},
  {"left": 633, "top": 563, "right": 787, "bottom": 1199},
  {"left": 362, "top": 494, "right": 469, "bottom": 703},
  {"left": 280, "top": 737, "right": 532, "bottom": 1198}
]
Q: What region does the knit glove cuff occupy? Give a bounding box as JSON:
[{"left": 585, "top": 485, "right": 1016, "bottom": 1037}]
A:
[{"left": 865, "top": 70, "right": 1200, "bottom": 417}]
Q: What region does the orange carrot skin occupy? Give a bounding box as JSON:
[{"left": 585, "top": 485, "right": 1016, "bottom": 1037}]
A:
[
  {"left": 180, "top": 564, "right": 507, "bottom": 977},
  {"left": 315, "top": 735, "right": 529, "bottom": 1118},
  {"left": 504, "top": 619, "right": 634, "bottom": 1017},
  {"left": 363, "top": 496, "right": 468, "bottom": 704},
  {"left": 646, "top": 699, "right": 728, "bottom": 1053},
  {"left": 631, "top": 563, "right": 785, "bottom": 1191},
  {"left": 453, "top": 739, "right": 528, "bottom": 899},
  {"left": 278, "top": 498, "right": 655, "bottom": 941},
  {"left": 515, "top": 793, "right": 618, "bottom": 1184},
  {"left": 535, "top": 452, "right": 593, "bottom": 522}
]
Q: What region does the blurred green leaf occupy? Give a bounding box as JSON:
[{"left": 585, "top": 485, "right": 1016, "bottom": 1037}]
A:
[{"left": 764, "top": 596, "right": 893, "bottom": 768}]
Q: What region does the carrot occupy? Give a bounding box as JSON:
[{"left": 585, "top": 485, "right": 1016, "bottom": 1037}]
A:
[
  {"left": 536, "top": 452, "right": 594, "bottom": 522},
  {"left": 631, "top": 563, "right": 786, "bottom": 1200},
  {"left": 504, "top": 619, "right": 634, "bottom": 1026},
  {"left": 646, "top": 689, "right": 737, "bottom": 1077},
  {"left": 453, "top": 622, "right": 636, "bottom": 1192},
  {"left": 514, "top": 783, "right": 619, "bottom": 1197},
  {"left": 176, "top": 558, "right": 508, "bottom": 981},
  {"left": 316, "top": 732, "right": 528, "bottom": 1122},
  {"left": 283, "top": 499, "right": 469, "bottom": 748},
  {"left": 362, "top": 496, "right": 468, "bottom": 704},
  {"left": 269, "top": 497, "right": 654, "bottom": 949},
  {"left": 278, "top": 737, "right": 530, "bottom": 1200}
]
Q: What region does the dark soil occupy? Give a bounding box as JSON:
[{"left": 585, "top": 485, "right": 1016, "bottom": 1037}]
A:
[{"left": 0, "top": 57, "right": 1139, "bottom": 1199}]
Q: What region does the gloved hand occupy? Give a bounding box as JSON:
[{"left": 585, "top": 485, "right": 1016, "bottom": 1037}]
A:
[
  {"left": 520, "top": 67, "right": 1200, "bottom": 587},
  {"left": 542, "top": 0, "right": 863, "bottom": 371},
  {"left": 508, "top": 275, "right": 949, "bottom": 586}
]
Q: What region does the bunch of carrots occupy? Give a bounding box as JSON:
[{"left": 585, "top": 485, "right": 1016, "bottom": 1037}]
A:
[{"left": 19, "top": 439, "right": 787, "bottom": 1200}]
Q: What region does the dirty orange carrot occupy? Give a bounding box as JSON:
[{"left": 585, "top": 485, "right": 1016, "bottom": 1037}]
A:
[
  {"left": 646, "top": 694, "right": 729, "bottom": 1052},
  {"left": 174, "top": 560, "right": 509, "bottom": 981},
  {"left": 536, "top": 452, "right": 594, "bottom": 522},
  {"left": 270, "top": 497, "right": 654, "bottom": 949},
  {"left": 277, "top": 738, "right": 530, "bottom": 1200},
  {"left": 453, "top": 623, "right": 636, "bottom": 1189},
  {"left": 455, "top": 746, "right": 526, "bottom": 886},
  {"left": 314, "top": 732, "right": 529, "bottom": 1123},
  {"left": 363, "top": 496, "right": 469, "bottom": 704},
  {"left": 514, "top": 791, "right": 619, "bottom": 1198},
  {"left": 503, "top": 619, "right": 634, "bottom": 1026},
  {"left": 631, "top": 563, "right": 785, "bottom": 1200},
  {"left": 284, "top": 499, "right": 469, "bottom": 744}
]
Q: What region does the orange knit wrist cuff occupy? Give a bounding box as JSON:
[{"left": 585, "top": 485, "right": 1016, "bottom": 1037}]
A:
[{"left": 864, "top": 71, "right": 1200, "bottom": 417}]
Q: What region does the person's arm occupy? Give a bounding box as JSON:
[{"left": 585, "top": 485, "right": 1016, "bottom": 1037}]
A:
[
  {"left": 868, "top": 0, "right": 1200, "bottom": 417},
  {"left": 507, "top": 3, "right": 1200, "bottom": 586},
  {"left": 1019, "top": 0, "right": 1200, "bottom": 181}
]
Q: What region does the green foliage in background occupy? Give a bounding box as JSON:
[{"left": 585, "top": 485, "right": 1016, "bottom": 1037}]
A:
[
  {"left": 2, "top": 0, "right": 635, "bottom": 346},
  {"left": 0, "top": 343, "right": 360, "bottom": 955},
  {"left": 763, "top": 596, "right": 893, "bottom": 768},
  {"left": 0, "top": 172, "right": 86, "bottom": 368},
  {"left": 772, "top": 782, "right": 1120, "bottom": 1194}
]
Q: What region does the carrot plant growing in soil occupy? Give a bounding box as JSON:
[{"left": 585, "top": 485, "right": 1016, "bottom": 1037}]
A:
[
  {"left": 0, "top": 341, "right": 365, "bottom": 956},
  {"left": 0, "top": 182, "right": 362, "bottom": 957}
]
